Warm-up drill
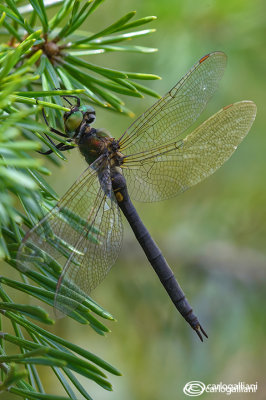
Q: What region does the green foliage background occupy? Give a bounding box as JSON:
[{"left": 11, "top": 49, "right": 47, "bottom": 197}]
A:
[{"left": 2, "top": 0, "right": 266, "bottom": 399}]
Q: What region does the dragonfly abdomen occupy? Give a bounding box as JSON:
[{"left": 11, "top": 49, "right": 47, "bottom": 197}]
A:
[{"left": 112, "top": 171, "right": 207, "bottom": 341}]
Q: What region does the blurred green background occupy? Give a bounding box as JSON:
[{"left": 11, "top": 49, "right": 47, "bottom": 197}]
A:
[{"left": 3, "top": 0, "right": 266, "bottom": 399}]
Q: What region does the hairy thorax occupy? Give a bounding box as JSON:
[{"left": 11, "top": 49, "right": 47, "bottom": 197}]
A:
[{"left": 76, "top": 125, "right": 124, "bottom": 167}]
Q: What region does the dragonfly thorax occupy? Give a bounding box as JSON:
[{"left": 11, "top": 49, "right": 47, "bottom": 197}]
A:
[
  {"left": 77, "top": 125, "right": 118, "bottom": 165},
  {"left": 63, "top": 102, "right": 124, "bottom": 167}
]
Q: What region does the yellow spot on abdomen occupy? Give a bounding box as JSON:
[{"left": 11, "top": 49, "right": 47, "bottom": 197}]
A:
[{"left": 115, "top": 191, "right": 123, "bottom": 202}]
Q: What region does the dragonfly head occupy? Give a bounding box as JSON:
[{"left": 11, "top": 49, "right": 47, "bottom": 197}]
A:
[{"left": 64, "top": 105, "right": 96, "bottom": 137}]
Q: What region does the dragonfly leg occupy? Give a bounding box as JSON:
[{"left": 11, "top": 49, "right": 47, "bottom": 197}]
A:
[
  {"left": 61, "top": 95, "right": 80, "bottom": 107},
  {"left": 57, "top": 144, "right": 75, "bottom": 151},
  {"left": 37, "top": 133, "right": 58, "bottom": 155},
  {"left": 47, "top": 88, "right": 81, "bottom": 107},
  {"left": 38, "top": 141, "right": 75, "bottom": 155},
  {"left": 41, "top": 108, "right": 69, "bottom": 138},
  {"left": 36, "top": 99, "right": 69, "bottom": 138},
  {"left": 38, "top": 148, "right": 55, "bottom": 155},
  {"left": 36, "top": 99, "right": 75, "bottom": 154}
]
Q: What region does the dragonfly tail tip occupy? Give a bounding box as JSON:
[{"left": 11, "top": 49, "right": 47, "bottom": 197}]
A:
[{"left": 194, "top": 324, "right": 208, "bottom": 342}]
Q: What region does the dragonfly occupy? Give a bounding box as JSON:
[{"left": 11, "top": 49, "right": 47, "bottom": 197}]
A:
[{"left": 17, "top": 51, "right": 256, "bottom": 341}]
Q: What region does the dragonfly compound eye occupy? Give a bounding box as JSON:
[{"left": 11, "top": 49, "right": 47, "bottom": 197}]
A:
[
  {"left": 64, "top": 110, "right": 83, "bottom": 134},
  {"left": 80, "top": 105, "right": 96, "bottom": 124},
  {"left": 80, "top": 105, "right": 95, "bottom": 114}
]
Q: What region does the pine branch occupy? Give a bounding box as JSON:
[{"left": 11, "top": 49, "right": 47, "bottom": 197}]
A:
[{"left": 0, "top": 0, "right": 159, "bottom": 397}]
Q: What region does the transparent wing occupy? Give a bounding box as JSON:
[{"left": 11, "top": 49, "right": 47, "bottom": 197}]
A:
[
  {"left": 17, "top": 157, "right": 123, "bottom": 316},
  {"left": 118, "top": 52, "right": 227, "bottom": 154},
  {"left": 122, "top": 101, "right": 257, "bottom": 201}
]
